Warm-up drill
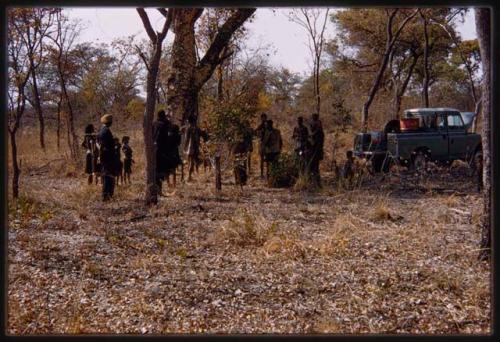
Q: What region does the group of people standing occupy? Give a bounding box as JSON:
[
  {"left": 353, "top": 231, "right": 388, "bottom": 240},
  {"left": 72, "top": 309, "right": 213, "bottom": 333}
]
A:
[
  {"left": 152, "top": 110, "right": 209, "bottom": 195},
  {"left": 82, "top": 114, "right": 134, "bottom": 201},
  {"left": 291, "top": 113, "right": 325, "bottom": 186},
  {"left": 83, "top": 109, "right": 325, "bottom": 201},
  {"left": 232, "top": 112, "right": 324, "bottom": 188}
]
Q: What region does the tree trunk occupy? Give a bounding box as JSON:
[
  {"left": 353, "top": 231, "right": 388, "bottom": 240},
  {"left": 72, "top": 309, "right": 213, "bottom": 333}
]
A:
[
  {"left": 393, "top": 53, "right": 419, "bottom": 119},
  {"left": 143, "top": 46, "right": 162, "bottom": 205},
  {"left": 215, "top": 155, "right": 222, "bottom": 191},
  {"left": 10, "top": 130, "right": 20, "bottom": 198},
  {"left": 421, "top": 11, "right": 430, "bottom": 107},
  {"left": 56, "top": 96, "right": 62, "bottom": 150},
  {"left": 167, "top": 9, "right": 200, "bottom": 124},
  {"left": 475, "top": 8, "right": 491, "bottom": 261},
  {"left": 472, "top": 99, "right": 481, "bottom": 133},
  {"left": 137, "top": 7, "right": 173, "bottom": 206},
  {"left": 315, "top": 57, "right": 321, "bottom": 115},
  {"left": 167, "top": 8, "right": 255, "bottom": 124},
  {"left": 217, "top": 64, "right": 224, "bottom": 101},
  {"left": 361, "top": 9, "right": 417, "bottom": 132},
  {"left": 58, "top": 67, "right": 78, "bottom": 161},
  {"left": 30, "top": 68, "right": 45, "bottom": 150}
]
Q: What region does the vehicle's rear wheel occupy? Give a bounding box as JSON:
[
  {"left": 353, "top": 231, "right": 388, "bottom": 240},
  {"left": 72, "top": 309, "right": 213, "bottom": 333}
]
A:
[
  {"left": 411, "top": 151, "right": 427, "bottom": 171},
  {"left": 381, "top": 154, "right": 393, "bottom": 173},
  {"left": 371, "top": 154, "right": 384, "bottom": 173}
]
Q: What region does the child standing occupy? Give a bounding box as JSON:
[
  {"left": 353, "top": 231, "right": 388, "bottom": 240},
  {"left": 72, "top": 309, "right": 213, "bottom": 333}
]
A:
[{"left": 122, "top": 136, "right": 134, "bottom": 184}]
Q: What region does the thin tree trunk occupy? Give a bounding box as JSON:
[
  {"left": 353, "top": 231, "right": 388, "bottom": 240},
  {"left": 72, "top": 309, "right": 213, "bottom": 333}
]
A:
[
  {"left": 56, "top": 96, "right": 62, "bottom": 150},
  {"left": 30, "top": 68, "right": 45, "bottom": 150},
  {"left": 137, "top": 7, "right": 173, "bottom": 206},
  {"left": 421, "top": 10, "right": 430, "bottom": 107},
  {"left": 58, "top": 67, "right": 78, "bottom": 161},
  {"left": 315, "top": 58, "right": 320, "bottom": 115},
  {"left": 143, "top": 49, "right": 161, "bottom": 205},
  {"left": 215, "top": 155, "right": 222, "bottom": 191},
  {"left": 361, "top": 9, "right": 418, "bottom": 132},
  {"left": 475, "top": 8, "right": 491, "bottom": 261},
  {"left": 65, "top": 108, "right": 72, "bottom": 156},
  {"left": 393, "top": 53, "right": 419, "bottom": 119},
  {"left": 10, "top": 130, "right": 20, "bottom": 198},
  {"left": 217, "top": 64, "right": 224, "bottom": 101}
]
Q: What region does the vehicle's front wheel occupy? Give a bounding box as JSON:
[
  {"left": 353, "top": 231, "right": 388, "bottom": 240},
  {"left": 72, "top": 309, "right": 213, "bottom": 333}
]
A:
[{"left": 470, "top": 149, "right": 482, "bottom": 172}]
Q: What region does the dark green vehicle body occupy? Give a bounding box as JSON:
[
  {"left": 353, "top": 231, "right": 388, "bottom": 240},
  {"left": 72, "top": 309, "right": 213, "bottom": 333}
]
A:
[{"left": 387, "top": 108, "right": 481, "bottom": 165}]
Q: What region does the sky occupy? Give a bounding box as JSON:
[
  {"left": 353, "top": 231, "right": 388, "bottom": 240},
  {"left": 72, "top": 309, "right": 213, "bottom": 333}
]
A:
[{"left": 67, "top": 7, "right": 477, "bottom": 77}]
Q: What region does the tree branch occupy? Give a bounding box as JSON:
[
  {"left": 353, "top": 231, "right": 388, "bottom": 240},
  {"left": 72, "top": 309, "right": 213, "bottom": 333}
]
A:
[
  {"left": 195, "top": 8, "right": 256, "bottom": 88},
  {"left": 136, "top": 8, "right": 157, "bottom": 43}
]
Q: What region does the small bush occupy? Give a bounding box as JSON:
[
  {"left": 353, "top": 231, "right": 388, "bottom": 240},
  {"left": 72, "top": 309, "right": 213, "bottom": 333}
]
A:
[{"left": 268, "top": 153, "right": 299, "bottom": 188}]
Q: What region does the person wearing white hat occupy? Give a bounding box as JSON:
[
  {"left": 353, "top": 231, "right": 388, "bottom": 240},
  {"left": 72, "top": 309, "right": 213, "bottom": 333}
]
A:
[{"left": 97, "top": 114, "right": 116, "bottom": 201}]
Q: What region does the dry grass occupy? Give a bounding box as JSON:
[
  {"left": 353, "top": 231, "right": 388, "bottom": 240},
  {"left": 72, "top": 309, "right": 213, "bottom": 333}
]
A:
[{"left": 6, "top": 130, "right": 491, "bottom": 334}]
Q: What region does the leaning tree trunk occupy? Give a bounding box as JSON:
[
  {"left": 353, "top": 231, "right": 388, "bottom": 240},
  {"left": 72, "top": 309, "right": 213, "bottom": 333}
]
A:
[
  {"left": 392, "top": 53, "right": 419, "bottom": 119},
  {"left": 59, "top": 69, "right": 79, "bottom": 162},
  {"left": 30, "top": 68, "right": 45, "bottom": 150},
  {"left": 361, "top": 9, "right": 417, "bottom": 132},
  {"left": 475, "top": 8, "right": 491, "bottom": 261},
  {"left": 9, "top": 130, "right": 20, "bottom": 198},
  {"left": 421, "top": 11, "right": 430, "bottom": 107}
]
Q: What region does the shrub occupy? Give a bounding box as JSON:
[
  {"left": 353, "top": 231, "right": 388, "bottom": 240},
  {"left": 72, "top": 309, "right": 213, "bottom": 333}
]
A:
[{"left": 267, "top": 153, "right": 300, "bottom": 188}]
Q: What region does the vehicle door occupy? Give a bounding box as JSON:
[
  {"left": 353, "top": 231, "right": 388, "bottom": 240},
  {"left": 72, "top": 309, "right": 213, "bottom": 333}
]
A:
[
  {"left": 429, "top": 113, "right": 449, "bottom": 160},
  {"left": 446, "top": 112, "right": 469, "bottom": 160}
]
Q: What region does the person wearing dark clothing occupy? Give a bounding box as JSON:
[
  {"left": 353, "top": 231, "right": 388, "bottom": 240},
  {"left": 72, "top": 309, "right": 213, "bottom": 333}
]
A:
[
  {"left": 292, "top": 116, "right": 310, "bottom": 174},
  {"left": 153, "top": 110, "right": 173, "bottom": 195},
  {"left": 342, "top": 150, "right": 355, "bottom": 188},
  {"left": 242, "top": 126, "right": 254, "bottom": 174},
  {"left": 97, "top": 114, "right": 116, "bottom": 201},
  {"left": 183, "top": 115, "right": 208, "bottom": 181},
  {"left": 254, "top": 113, "right": 268, "bottom": 178},
  {"left": 82, "top": 124, "right": 99, "bottom": 185},
  {"left": 122, "top": 136, "right": 134, "bottom": 185},
  {"left": 262, "top": 119, "right": 283, "bottom": 177},
  {"left": 113, "top": 137, "right": 123, "bottom": 185},
  {"left": 309, "top": 113, "right": 325, "bottom": 187},
  {"left": 232, "top": 134, "right": 249, "bottom": 189},
  {"left": 165, "top": 112, "right": 182, "bottom": 187}
]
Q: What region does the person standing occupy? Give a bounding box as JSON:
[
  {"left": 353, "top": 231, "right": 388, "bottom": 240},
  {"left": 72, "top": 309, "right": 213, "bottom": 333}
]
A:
[
  {"left": 153, "top": 110, "right": 171, "bottom": 195},
  {"left": 165, "top": 111, "right": 182, "bottom": 187},
  {"left": 113, "top": 137, "right": 123, "bottom": 185},
  {"left": 262, "top": 119, "right": 283, "bottom": 178},
  {"left": 183, "top": 115, "right": 208, "bottom": 181},
  {"left": 292, "top": 116, "right": 310, "bottom": 174},
  {"left": 97, "top": 114, "right": 116, "bottom": 201},
  {"left": 255, "top": 113, "right": 268, "bottom": 178},
  {"left": 82, "top": 124, "right": 99, "bottom": 185},
  {"left": 121, "top": 136, "right": 134, "bottom": 185},
  {"left": 232, "top": 132, "right": 249, "bottom": 189},
  {"left": 309, "top": 113, "right": 325, "bottom": 187}
]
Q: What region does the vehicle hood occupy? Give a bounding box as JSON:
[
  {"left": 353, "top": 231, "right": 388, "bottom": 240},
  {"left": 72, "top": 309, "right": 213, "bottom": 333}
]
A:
[{"left": 460, "top": 112, "right": 476, "bottom": 130}]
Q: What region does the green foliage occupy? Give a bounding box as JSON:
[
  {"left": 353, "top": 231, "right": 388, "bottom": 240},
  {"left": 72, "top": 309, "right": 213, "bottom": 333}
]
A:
[
  {"left": 125, "top": 97, "right": 146, "bottom": 121},
  {"left": 267, "top": 153, "right": 300, "bottom": 188},
  {"left": 206, "top": 96, "right": 256, "bottom": 145}
]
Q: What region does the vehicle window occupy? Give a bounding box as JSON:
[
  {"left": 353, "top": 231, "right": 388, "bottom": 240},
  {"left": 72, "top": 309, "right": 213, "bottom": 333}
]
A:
[
  {"left": 437, "top": 115, "right": 446, "bottom": 130},
  {"left": 447, "top": 114, "right": 464, "bottom": 130},
  {"left": 421, "top": 114, "right": 437, "bottom": 130}
]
